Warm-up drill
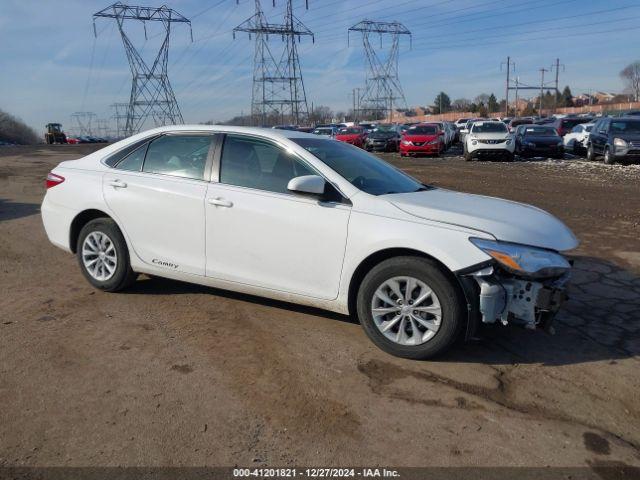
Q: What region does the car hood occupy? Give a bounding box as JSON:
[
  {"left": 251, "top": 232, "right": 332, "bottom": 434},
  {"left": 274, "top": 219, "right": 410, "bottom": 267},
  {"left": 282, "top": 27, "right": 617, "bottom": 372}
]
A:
[
  {"left": 612, "top": 133, "right": 640, "bottom": 141},
  {"left": 336, "top": 134, "right": 362, "bottom": 140},
  {"left": 524, "top": 135, "right": 562, "bottom": 144},
  {"left": 385, "top": 188, "right": 578, "bottom": 252},
  {"left": 369, "top": 132, "right": 396, "bottom": 139},
  {"left": 469, "top": 132, "right": 510, "bottom": 140},
  {"left": 404, "top": 134, "right": 438, "bottom": 142}
]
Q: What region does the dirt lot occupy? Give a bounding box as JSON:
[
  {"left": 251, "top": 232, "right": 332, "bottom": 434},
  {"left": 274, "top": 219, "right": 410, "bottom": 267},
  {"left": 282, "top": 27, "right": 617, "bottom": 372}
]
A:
[{"left": 1, "top": 144, "right": 639, "bottom": 470}]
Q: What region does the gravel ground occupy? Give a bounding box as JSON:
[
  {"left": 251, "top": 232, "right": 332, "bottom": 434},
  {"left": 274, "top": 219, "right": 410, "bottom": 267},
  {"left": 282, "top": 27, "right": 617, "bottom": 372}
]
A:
[{"left": 0, "top": 144, "right": 638, "bottom": 470}]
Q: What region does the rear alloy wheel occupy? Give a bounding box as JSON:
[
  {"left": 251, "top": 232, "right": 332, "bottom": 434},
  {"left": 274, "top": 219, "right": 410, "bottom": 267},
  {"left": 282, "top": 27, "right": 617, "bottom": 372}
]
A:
[
  {"left": 77, "top": 218, "right": 137, "bottom": 292},
  {"left": 357, "top": 256, "right": 463, "bottom": 359},
  {"left": 604, "top": 146, "right": 615, "bottom": 165}
]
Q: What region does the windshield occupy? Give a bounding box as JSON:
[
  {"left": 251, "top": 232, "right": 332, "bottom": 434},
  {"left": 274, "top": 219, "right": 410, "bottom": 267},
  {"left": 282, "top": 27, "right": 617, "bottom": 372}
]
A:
[
  {"left": 338, "top": 127, "right": 363, "bottom": 134},
  {"left": 610, "top": 120, "right": 640, "bottom": 133},
  {"left": 523, "top": 127, "right": 557, "bottom": 136},
  {"left": 471, "top": 122, "right": 507, "bottom": 133},
  {"left": 292, "top": 138, "right": 425, "bottom": 196},
  {"left": 406, "top": 125, "right": 438, "bottom": 135},
  {"left": 314, "top": 129, "right": 333, "bottom": 136},
  {"left": 373, "top": 125, "right": 396, "bottom": 133}
]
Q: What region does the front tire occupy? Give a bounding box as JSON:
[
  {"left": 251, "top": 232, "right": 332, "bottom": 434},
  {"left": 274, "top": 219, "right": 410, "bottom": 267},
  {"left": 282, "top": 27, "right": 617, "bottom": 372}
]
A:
[
  {"left": 587, "top": 143, "right": 596, "bottom": 161},
  {"left": 356, "top": 256, "right": 464, "bottom": 359},
  {"left": 77, "top": 218, "right": 137, "bottom": 292},
  {"left": 604, "top": 146, "right": 615, "bottom": 164}
]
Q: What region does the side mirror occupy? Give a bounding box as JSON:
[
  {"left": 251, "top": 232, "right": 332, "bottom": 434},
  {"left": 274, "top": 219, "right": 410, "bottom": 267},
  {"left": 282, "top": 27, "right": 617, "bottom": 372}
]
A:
[{"left": 287, "top": 175, "right": 326, "bottom": 196}]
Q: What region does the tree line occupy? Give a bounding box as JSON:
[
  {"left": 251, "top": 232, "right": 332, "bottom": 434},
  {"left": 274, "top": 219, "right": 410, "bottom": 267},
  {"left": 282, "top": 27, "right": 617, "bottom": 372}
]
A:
[{"left": 0, "top": 109, "right": 39, "bottom": 145}]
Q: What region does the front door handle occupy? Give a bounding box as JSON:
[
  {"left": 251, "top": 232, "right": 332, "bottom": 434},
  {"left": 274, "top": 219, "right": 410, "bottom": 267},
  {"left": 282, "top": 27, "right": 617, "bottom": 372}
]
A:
[
  {"left": 108, "top": 179, "right": 127, "bottom": 188},
  {"left": 208, "top": 197, "right": 233, "bottom": 208}
]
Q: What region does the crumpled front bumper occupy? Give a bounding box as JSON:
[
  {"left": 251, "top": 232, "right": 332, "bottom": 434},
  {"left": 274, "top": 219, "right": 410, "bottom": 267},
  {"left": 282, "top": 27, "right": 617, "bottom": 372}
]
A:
[{"left": 457, "top": 264, "right": 570, "bottom": 337}]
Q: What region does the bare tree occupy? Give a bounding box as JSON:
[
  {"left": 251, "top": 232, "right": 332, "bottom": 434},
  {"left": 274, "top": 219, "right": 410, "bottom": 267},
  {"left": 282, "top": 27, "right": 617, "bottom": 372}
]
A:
[
  {"left": 451, "top": 98, "right": 471, "bottom": 112},
  {"left": 0, "top": 109, "right": 39, "bottom": 144},
  {"left": 620, "top": 61, "right": 640, "bottom": 101}
]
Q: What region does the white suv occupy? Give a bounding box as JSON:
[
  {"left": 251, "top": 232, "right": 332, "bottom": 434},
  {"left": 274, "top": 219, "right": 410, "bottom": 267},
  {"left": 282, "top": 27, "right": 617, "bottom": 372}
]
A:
[
  {"left": 41, "top": 125, "right": 577, "bottom": 359},
  {"left": 464, "top": 121, "right": 515, "bottom": 161}
]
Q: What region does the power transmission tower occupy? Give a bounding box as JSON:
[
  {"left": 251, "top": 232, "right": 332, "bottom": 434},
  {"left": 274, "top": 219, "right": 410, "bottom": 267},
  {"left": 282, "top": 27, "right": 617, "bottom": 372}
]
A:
[
  {"left": 93, "top": 3, "right": 192, "bottom": 137},
  {"left": 71, "top": 112, "right": 97, "bottom": 136},
  {"left": 234, "top": 0, "right": 313, "bottom": 127},
  {"left": 348, "top": 20, "right": 411, "bottom": 122},
  {"left": 110, "top": 102, "right": 129, "bottom": 139},
  {"left": 95, "top": 118, "right": 109, "bottom": 138}
]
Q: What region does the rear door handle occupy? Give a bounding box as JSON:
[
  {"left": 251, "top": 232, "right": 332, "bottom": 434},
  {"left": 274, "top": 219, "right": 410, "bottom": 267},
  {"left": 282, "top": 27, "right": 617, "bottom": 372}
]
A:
[
  {"left": 108, "top": 179, "right": 127, "bottom": 188},
  {"left": 207, "top": 197, "right": 233, "bottom": 208}
]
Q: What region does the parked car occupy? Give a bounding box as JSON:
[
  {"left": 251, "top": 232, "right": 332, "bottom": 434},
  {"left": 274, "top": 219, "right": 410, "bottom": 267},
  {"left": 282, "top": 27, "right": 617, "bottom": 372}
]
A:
[
  {"left": 358, "top": 122, "right": 377, "bottom": 134},
  {"left": 550, "top": 116, "right": 593, "bottom": 137},
  {"left": 463, "top": 121, "right": 514, "bottom": 161},
  {"left": 364, "top": 124, "right": 401, "bottom": 152},
  {"left": 335, "top": 126, "right": 366, "bottom": 148},
  {"left": 431, "top": 122, "right": 455, "bottom": 149},
  {"left": 400, "top": 123, "right": 444, "bottom": 157},
  {"left": 587, "top": 116, "right": 640, "bottom": 164},
  {"left": 514, "top": 125, "right": 564, "bottom": 159},
  {"left": 312, "top": 127, "right": 338, "bottom": 138},
  {"left": 459, "top": 118, "right": 483, "bottom": 143},
  {"left": 66, "top": 137, "right": 82, "bottom": 145},
  {"left": 563, "top": 123, "right": 594, "bottom": 155},
  {"left": 41, "top": 125, "right": 578, "bottom": 359},
  {"left": 455, "top": 118, "right": 471, "bottom": 131},
  {"left": 507, "top": 117, "right": 534, "bottom": 133}
]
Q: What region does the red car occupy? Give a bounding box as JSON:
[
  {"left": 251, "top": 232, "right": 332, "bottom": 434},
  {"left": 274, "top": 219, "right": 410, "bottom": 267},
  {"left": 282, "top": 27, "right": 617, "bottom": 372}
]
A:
[
  {"left": 66, "top": 137, "right": 81, "bottom": 145},
  {"left": 335, "top": 126, "right": 366, "bottom": 148},
  {"left": 400, "top": 123, "right": 444, "bottom": 157}
]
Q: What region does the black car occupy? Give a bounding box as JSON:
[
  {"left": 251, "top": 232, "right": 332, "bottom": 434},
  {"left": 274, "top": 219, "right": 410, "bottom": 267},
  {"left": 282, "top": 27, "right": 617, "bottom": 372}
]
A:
[
  {"left": 587, "top": 117, "right": 640, "bottom": 164},
  {"left": 365, "top": 124, "right": 401, "bottom": 152},
  {"left": 514, "top": 125, "right": 564, "bottom": 159}
]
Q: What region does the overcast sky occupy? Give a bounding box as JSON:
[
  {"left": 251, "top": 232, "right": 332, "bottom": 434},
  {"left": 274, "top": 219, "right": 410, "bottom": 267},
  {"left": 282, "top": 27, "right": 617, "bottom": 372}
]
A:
[{"left": 1, "top": 0, "right": 639, "bottom": 133}]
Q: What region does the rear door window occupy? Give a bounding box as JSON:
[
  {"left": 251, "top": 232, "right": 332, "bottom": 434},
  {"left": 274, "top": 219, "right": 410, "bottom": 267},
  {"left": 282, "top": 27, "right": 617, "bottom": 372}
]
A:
[{"left": 142, "top": 135, "right": 213, "bottom": 180}]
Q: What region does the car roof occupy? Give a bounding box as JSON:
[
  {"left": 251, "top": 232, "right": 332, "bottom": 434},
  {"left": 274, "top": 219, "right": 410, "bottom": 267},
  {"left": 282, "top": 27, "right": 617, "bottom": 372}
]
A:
[{"left": 142, "top": 124, "right": 318, "bottom": 140}]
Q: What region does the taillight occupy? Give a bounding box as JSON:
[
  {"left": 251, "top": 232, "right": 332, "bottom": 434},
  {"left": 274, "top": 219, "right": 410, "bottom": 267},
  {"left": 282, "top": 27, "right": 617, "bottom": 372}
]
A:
[{"left": 45, "top": 172, "right": 65, "bottom": 189}]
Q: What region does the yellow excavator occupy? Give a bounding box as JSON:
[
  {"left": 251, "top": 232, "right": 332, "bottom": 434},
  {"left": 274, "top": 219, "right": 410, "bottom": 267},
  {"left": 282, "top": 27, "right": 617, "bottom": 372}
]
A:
[{"left": 44, "top": 123, "right": 67, "bottom": 144}]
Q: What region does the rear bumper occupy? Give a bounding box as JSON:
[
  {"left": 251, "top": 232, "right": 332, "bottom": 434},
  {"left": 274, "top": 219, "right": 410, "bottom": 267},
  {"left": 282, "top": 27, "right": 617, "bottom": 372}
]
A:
[{"left": 41, "top": 196, "right": 75, "bottom": 253}]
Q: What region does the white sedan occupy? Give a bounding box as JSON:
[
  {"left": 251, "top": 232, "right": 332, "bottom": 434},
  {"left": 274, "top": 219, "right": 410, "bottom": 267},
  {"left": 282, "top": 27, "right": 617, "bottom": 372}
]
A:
[
  {"left": 563, "top": 122, "right": 594, "bottom": 154},
  {"left": 42, "top": 125, "right": 578, "bottom": 359}
]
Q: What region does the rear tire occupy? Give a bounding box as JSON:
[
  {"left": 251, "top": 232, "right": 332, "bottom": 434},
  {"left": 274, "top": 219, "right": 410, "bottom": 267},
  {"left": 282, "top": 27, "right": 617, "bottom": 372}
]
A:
[
  {"left": 77, "top": 218, "right": 137, "bottom": 292},
  {"left": 356, "top": 256, "right": 464, "bottom": 359}
]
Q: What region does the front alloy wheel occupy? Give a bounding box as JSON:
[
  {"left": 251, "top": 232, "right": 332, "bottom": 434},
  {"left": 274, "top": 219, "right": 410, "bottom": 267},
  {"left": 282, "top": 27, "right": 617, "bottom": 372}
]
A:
[
  {"left": 371, "top": 276, "right": 442, "bottom": 346},
  {"left": 357, "top": 256, "right": 464, "bottom": 359}
]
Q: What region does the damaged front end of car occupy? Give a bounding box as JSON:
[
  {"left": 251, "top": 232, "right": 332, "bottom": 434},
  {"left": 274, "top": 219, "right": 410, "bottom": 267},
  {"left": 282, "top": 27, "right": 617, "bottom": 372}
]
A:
[{"left": 458, "top": 238, "right": 573, "bottom": 338}]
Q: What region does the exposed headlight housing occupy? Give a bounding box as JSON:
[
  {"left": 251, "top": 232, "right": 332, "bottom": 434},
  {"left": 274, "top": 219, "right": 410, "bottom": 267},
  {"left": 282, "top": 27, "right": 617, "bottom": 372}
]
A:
[
  {"left": 401, "top": 140, "right": 412, "bottom": 146},
  {"left": 469, "top": 238, "right": 571, "bottom": 278},
  {"left": 506, "top": 139, "right": 512, "bottom": 145},
  {"left": 614, "top": 137, "right": 628, "bottom": 148},
  {"left": 427, "top": 139, "right": 439, "bottom": 145}
]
